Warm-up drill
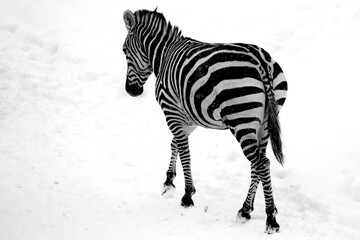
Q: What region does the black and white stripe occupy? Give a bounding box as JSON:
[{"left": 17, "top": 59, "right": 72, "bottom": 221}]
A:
[{"left": 123, "top": 9, "right": 287, "bottom": 234}]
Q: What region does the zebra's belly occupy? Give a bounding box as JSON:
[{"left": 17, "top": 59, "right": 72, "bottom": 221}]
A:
[{"left": 188, "top": 111, "right": 228, "bottom": 130}]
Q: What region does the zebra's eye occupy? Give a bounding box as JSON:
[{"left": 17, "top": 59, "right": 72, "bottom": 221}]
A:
[{"left": 122, "top": 47, "right": 127, "bottom": 54}]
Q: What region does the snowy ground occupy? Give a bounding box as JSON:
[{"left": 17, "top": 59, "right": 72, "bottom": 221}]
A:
[{"left": 1, "top": 0, "right": 360, "bottom": 239}]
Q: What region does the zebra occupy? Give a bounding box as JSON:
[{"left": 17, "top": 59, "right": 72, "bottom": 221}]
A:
[{"left": 122, "top": 9, "right": 287, "bottom": 234}]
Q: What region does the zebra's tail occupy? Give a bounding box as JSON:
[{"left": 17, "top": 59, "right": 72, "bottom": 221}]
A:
[
  {"left": 262, "top": 56, "right": 284, "bottom": 166},
  {"left": 259, "top": 47, "right": 285, "bottom": 166},
  {"left": 267, "top": 91, "right": 284, "bottom": 166}
]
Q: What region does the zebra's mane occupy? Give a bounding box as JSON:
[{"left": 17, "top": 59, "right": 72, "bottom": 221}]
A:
[{"left": 134, "top": 9, "right": 183, "bottom": 40}]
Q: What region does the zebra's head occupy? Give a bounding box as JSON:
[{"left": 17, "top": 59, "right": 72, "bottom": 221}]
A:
[{"left": 123, "top": 10, "right": 153, "bottom": 97}]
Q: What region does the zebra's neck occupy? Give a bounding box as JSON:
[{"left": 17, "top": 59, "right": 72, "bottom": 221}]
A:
[
  {"left": 145, "top": 25, "right": 182, "bottom": 77},
  {"left": 134, "top": 10, "right": 183, "bottom": 77}
]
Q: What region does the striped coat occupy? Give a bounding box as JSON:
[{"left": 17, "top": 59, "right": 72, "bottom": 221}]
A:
[{"left": 123, "top": 9, "right": 287, "bottom": 234}]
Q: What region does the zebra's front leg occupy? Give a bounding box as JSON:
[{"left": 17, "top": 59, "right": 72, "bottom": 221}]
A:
[
  {"left": 162, "top": 138, "right": 178, "bottom": 197},
  {"left": 177, "top": 134, "right": 196, "bottom": 207}
]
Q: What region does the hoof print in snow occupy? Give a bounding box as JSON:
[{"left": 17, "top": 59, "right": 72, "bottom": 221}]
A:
[
  {"left": 162, "top": 183, "right": 176, "bottom": 198},
  {"left": 265, "top": 217, "right": 280, "bottom": 234},
  {"left": 181, "top": 194, "right": 194, "bottom": 208}
]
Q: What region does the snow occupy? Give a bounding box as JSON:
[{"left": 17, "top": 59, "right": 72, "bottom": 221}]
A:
[{"left": 1, "top": 0, "right": 360, "bottom": 239}]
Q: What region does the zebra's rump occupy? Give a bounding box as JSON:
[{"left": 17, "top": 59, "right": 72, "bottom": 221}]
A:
[
  {"left": 174, "top": 43, "right": 273, "bottom": 129},
  {"left": 189, "top": 75, "right": 266, "bottom": 130}
]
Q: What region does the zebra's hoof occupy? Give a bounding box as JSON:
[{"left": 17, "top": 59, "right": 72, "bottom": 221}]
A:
[
  {"left": 265, "top": 216, "right": 280, "bottom": 234},
  {"left": 236, "top": 208, "right": 251, "bottom": 223},
  {"left": 162, "top": 183, "right": 176, "bottom": 198},
  {"left": 181, "top": 194, "right": 194, "bottom": 208}
]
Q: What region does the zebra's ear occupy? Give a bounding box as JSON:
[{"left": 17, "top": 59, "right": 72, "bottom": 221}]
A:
[{"left": 123, "top": 10, "right": 135, "bottom": 32}]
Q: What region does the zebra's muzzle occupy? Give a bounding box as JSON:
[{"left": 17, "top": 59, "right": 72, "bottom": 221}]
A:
[{"left": 126, "top": 84, "right": 143, "bottom": 97}]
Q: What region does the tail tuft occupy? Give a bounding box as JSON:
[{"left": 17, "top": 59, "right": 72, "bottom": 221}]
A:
[{"left": 268, "top": 96, "right": 284, "bottom": 166}]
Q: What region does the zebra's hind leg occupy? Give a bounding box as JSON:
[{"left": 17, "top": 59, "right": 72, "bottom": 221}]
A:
[
  {"left": 237, "top": 166, "right": 260, "bottom": 222},
  {"left": 257, "top": 118, "right": 280, "bottom": 234},
  {"left": 235, "top": 128, "right": 280, "bottom": 233},
  {"left": 162, "top": 138, "right": 178, "bottom": 197},
  {"left": 257, "top": 156, "right": 280, "bottom": 234},
  {"left": 238, "top": 118, "right": 268, "bottom": 222}
]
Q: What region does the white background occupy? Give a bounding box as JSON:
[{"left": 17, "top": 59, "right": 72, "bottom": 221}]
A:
[{"left": 1, "top": 0, "right": 360, "bottom": 239}]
